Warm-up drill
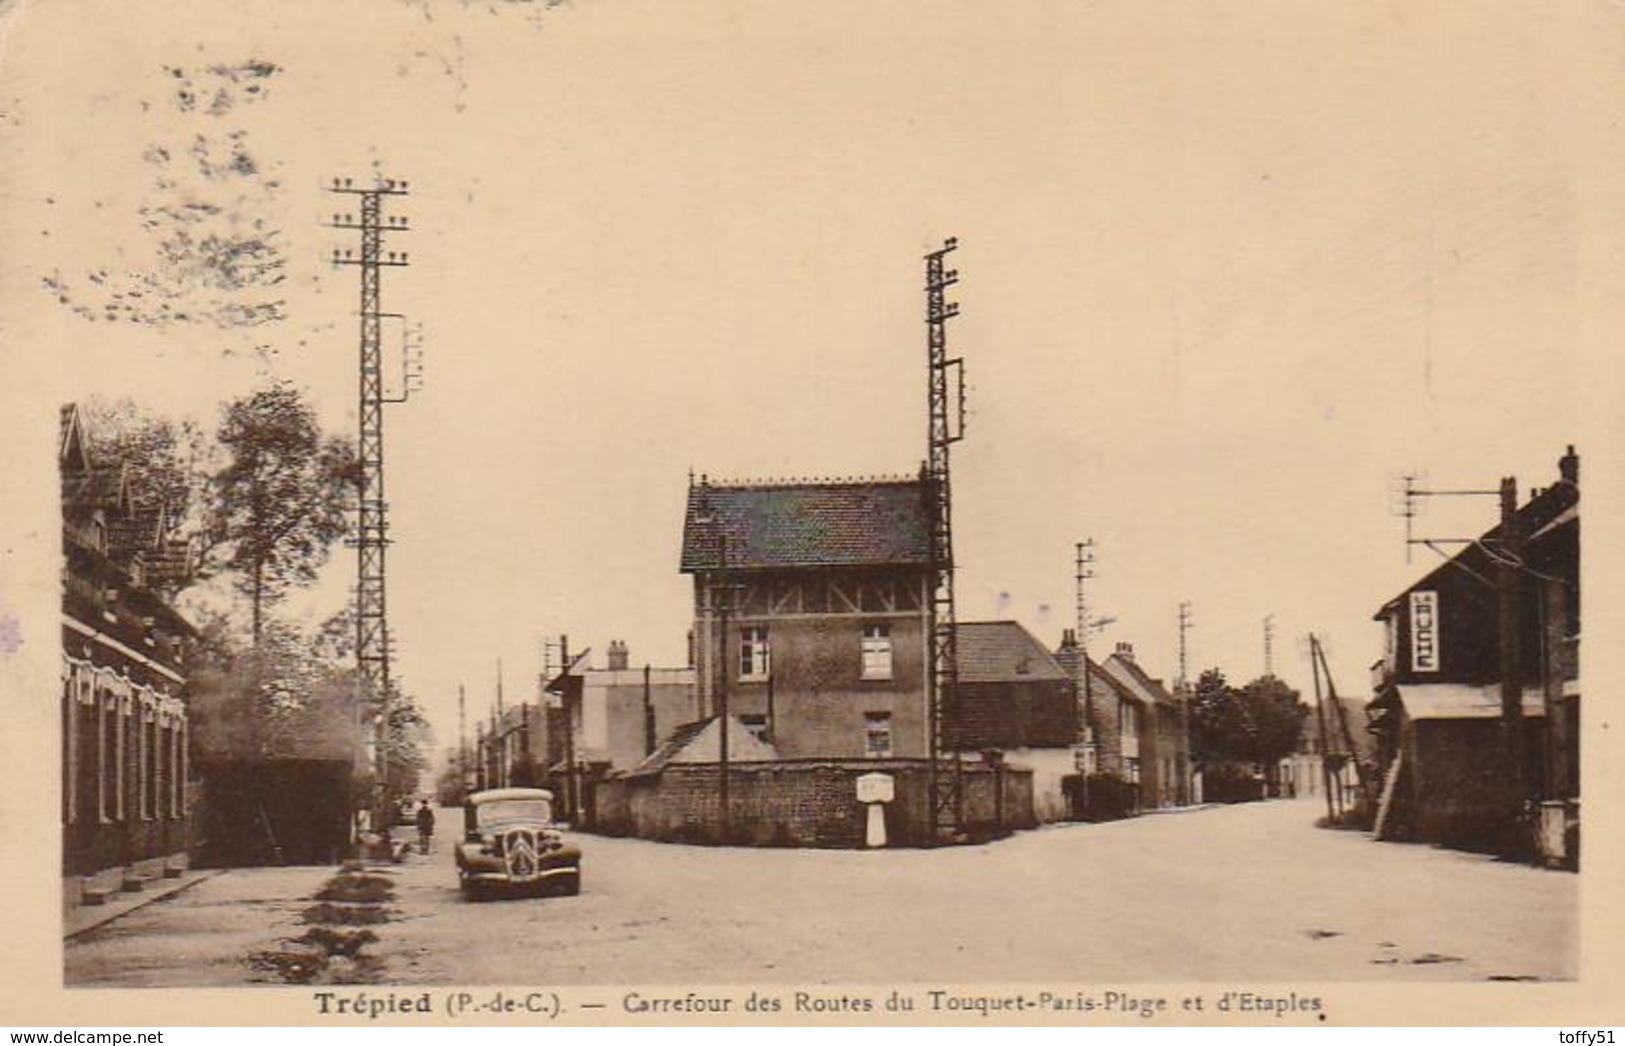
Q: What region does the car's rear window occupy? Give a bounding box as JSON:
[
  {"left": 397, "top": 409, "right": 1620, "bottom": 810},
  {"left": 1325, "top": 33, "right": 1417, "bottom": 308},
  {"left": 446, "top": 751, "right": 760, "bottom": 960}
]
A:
[{"left": 477, "top": 799, "right": 552, "bottom": 825}]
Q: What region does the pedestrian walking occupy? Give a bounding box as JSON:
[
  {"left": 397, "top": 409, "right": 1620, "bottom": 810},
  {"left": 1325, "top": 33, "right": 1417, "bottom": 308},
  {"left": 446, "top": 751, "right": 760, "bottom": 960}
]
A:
[{"left": 415, "top": 799, "right": 436, "bottom": 854}]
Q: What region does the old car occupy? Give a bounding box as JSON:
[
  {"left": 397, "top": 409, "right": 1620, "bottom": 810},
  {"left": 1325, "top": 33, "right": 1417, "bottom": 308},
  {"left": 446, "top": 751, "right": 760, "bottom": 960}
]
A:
[{"left": 455, "top": 787, "right": 582, "bottom": 900}]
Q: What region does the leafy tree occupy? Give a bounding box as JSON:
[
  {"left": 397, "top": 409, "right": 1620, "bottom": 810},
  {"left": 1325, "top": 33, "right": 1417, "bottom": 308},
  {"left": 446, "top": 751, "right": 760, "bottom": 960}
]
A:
[
  {"left": 379, "top": 683, "right": 433, "bottom": 801},
  {"left": 1189, "top": 668, "right": 1309, "bottom": 768},
  {"left": 1189, "top": 668, "right": 1243, "bottom": 767},
  {"left": 187, "top": 616, "right": 358, "bottom": 763},
  {"left": 434, "top": 748, "right": 473, "bottom": 807},
  {"left": 208, "top": 382, "right": 356, "bottom": 645},
  {"left": 1237, "top": 675, "right": 1310, "bottom": 767}
]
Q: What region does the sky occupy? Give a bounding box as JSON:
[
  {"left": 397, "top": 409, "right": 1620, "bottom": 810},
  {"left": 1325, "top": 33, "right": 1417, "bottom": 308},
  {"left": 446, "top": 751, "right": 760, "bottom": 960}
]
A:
[{"left": 2, "top": 0, "right": 1609, "bottom": 762}]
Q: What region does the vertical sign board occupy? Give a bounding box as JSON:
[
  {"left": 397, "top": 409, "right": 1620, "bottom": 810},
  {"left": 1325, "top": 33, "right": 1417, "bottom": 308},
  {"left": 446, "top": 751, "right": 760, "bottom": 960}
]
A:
[{"left": 1410, "top": 590, "right": 1440, "bottom": 672}]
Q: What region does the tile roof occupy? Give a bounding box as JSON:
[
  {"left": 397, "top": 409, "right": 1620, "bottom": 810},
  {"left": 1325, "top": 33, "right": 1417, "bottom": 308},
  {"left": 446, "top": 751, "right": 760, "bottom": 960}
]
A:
[
  {"left": 680, "top": 477, "right": 931, "bottom": 572},
  {"left": 951, "top": 622, "right": 1079, "bottom": 750},
  {"left": 1054, "top": 642, "right": 1144, "bottom": 706},
  {"left": 955, "top": 621, "right": 1071, "bottom": 683},
  {"left": 1103, "top": 653, "right": 1181, "bottom": 707},
  {"left": 61, "top": 466, "right": 128, "bottom": 516},
  {"left": 106, "top": 506, "right": 165, "bottom": 558},
  {"left": 627, "top": 716, "right": 780, "bottom": 776}
]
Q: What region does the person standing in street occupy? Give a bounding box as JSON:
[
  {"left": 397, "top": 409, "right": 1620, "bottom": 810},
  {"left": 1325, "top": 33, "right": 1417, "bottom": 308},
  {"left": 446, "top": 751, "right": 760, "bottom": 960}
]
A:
[{"left": 415, "top": 799, "right": 436, "bottom": 854}]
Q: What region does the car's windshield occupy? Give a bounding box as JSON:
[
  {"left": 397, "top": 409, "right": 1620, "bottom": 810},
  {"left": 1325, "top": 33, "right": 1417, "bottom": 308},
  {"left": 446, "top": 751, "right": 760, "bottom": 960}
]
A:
[{"left": 476, "top": 799, "right": 552, "bottom": 826}]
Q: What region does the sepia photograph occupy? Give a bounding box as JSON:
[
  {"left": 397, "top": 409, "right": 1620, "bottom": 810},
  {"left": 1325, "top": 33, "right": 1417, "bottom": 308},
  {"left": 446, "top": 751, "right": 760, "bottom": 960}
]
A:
[{"left": 1, "top": 0, "right": 1620, "bottom": 1028}]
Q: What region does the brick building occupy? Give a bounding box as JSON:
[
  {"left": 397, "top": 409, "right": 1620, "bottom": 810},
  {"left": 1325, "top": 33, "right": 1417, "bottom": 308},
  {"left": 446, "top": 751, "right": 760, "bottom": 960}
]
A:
[
  {"left": 679, "top": 475, "right": 933, "bottom": 759},
  {"left": 950, "top": 620, "right": 1079, "bottom": 822},
  {"left": 1368, "top": 446, "right": 1579, "bottom": 863},
  {"left": 59, "top": 405, "right": 198, "bottom": 906}
]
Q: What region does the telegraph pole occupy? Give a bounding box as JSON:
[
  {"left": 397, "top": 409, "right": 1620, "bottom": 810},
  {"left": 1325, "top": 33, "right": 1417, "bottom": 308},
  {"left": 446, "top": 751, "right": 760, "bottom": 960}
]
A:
[
  {"left": 1263, "top": 615, "right": 1275, "bottom": 677},
  {"left": 717, "top": 527, "right": 731, "bottom": 845},
  {"left": 458, "top": 684, "right": 468, "bottom": 793},
  {"left": 924, "top": 236, "right": 968, "bottom": 842},
  {"left": 495, "top": 657, "right": 505, "bottom": 787},
  {"left": 1307, "top": 634, "right": 1336, "bottom": 823},
  {"left": 1177, "top": 602, "right": 1193, "bottom": 690},
  {"left": 1497, "top": 476, "right": 1526, "bottom": 853},
  {"left": 328, "top": 175, "right": 420, "bottom": 830},
  {"left": 1075, "top": 540, "right": 1097, "bottom": 758}
]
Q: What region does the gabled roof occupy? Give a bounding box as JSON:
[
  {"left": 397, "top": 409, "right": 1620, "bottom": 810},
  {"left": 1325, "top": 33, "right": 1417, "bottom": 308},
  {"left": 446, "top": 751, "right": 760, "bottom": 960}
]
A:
[
  {"left": 1102, "top": 652, "right": 1180, "bottom": 707},
  {"left": 680, "top": 477, "right": 931, "bottom": 573},
  {"left": 62, "top": 466, "right": 130, "bottom": 517},
  {"left": 142, "top": 539, "right": 195, "bottom": 588},
  {"left": 60, "top": 404, "right": 91, "bottom": 472},
  {"left": 1375, "top": 465, "right": 1578, "bottom": 620},
  {"left": 542, "top": 649, "right": 594, "bottom": 695},
  {"left": 627, "top": 716, "right": 780, "bottom": 776},
  {"left": 107, "top": 505, "right": 166, "bottom": 559},
  {"left": 1054, "top": 640, "right": 1144, "bottom": 707},
  {"left": 956, "top": 621, "right": 1071, "bottom": 683}
]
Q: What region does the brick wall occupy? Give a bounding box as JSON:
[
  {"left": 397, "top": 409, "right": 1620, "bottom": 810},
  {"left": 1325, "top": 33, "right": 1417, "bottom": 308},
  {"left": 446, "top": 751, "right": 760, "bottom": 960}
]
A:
[{"left": 595, "top": 759, "right": 1034, "bottom": 847}]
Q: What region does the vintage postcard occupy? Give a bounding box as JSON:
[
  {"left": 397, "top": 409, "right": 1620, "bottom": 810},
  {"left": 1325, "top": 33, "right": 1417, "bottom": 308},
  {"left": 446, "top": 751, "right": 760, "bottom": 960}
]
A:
[{"left": 0, "top": 0, "right": 1621, "bottom": 1028}]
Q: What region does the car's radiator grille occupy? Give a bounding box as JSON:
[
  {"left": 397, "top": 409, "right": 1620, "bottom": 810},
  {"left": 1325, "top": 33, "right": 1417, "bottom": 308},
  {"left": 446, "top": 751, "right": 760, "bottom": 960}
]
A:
[{"left": 501, "top": 828, "right": 543, "bottom": 882}]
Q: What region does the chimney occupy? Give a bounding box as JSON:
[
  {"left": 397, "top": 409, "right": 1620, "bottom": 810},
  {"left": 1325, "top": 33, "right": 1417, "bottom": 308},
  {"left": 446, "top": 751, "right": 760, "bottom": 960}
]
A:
[
  {"left": 1560, "top": 444, "right": 1578, "bottom": 485},
  {"left": 1114, "top": 641, "right": 1135, "bottom": 662},
  {"left": 1059, "top": 628, "right": 1077, "bottom": 650},
  {"left": 608, "top": 639, "right": 629, "bottom": 671}
]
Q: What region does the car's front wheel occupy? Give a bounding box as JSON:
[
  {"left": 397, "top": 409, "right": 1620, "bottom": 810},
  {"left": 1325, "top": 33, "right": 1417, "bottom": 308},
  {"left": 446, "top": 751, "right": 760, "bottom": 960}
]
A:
[{"left": 561, "top": 867, "right": 581, "bottom": 896}]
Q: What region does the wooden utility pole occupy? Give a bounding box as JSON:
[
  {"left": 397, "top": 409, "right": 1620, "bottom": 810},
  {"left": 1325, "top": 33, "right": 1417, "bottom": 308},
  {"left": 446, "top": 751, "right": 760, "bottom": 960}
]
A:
[
  {"left": 717, "top": 529, "right": 731, "bottom": 845},
  {"left": 559, "top": 634, "right": 578, "bottom": 823},
  {"left": 1497, "top": 476, "right": 1526, "bottom": 853},
  {"left": 1308, "top": 633, "right": 1335, "bottom": 824},
  {"left": 457, "top": 684, "right": 468, "bottom": 792}
]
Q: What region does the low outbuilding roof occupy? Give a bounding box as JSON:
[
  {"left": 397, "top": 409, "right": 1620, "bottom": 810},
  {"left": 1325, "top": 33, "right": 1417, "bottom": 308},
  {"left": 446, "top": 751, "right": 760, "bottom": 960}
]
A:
[{"left": 1388, "top": 683, "right": 1546, "bottom": 721}]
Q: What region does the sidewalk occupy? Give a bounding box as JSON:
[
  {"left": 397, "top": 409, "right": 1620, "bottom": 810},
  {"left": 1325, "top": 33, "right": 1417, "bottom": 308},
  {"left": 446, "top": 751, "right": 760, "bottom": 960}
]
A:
[{"left": 64, "top": 868, "right": 223, "bottom": 940}]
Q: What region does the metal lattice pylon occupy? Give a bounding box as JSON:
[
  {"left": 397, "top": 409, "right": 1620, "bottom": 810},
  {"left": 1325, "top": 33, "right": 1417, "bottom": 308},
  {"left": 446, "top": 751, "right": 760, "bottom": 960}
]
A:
[
  {"left": 328, "top": 176, "right": 416, "bottom": 808},
  {"left": 924, "top": 237, "right": 967, "bottom": 840}
]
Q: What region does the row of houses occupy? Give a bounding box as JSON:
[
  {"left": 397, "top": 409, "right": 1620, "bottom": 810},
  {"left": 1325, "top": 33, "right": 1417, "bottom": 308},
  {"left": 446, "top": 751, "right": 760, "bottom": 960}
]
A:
[
  {"left": 60, "top": 405, "right": 200, "bottom": 906},
  {"left": 474, "top": 472, "right": 1195, "bottom": 845}
]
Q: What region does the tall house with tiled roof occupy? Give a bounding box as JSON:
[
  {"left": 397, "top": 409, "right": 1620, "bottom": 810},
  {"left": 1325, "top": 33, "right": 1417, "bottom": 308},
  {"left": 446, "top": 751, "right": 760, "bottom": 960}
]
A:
[
  {"left": 59, "top": 404, "right": 197, "bottom": 907},
  {"left": 680, "top": 475, "right": 932, "bottom": 759}
]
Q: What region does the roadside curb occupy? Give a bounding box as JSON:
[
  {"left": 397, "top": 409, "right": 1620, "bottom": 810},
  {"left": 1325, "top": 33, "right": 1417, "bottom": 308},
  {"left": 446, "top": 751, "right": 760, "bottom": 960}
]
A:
[{"left": 64, "top": 869, "right": 225, "bottom": 941}]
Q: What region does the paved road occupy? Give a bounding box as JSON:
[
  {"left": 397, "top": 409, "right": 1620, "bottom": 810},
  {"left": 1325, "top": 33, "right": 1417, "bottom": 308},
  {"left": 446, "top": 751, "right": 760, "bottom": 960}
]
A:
[{"left": 66, "top": 798, "right": 1575, "bottom": 986}]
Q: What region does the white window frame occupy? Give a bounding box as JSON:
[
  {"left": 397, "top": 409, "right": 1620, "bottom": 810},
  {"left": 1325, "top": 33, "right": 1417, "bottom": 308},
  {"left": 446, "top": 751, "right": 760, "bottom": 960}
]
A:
[
  {"left": 139, "top": 707, "right": 152, "bottom": 821},
  {"left": 739, "top": 626, "right": 770, "bottom": 681},
  {"left": 97, "top": 690, "right": 114, "bottom": 824},
  {"left": 864, "top": 711, "right": 893, "bottom": 758},
  {"left": 860, "top": 624, "right": 893, "bottom": 680}
]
